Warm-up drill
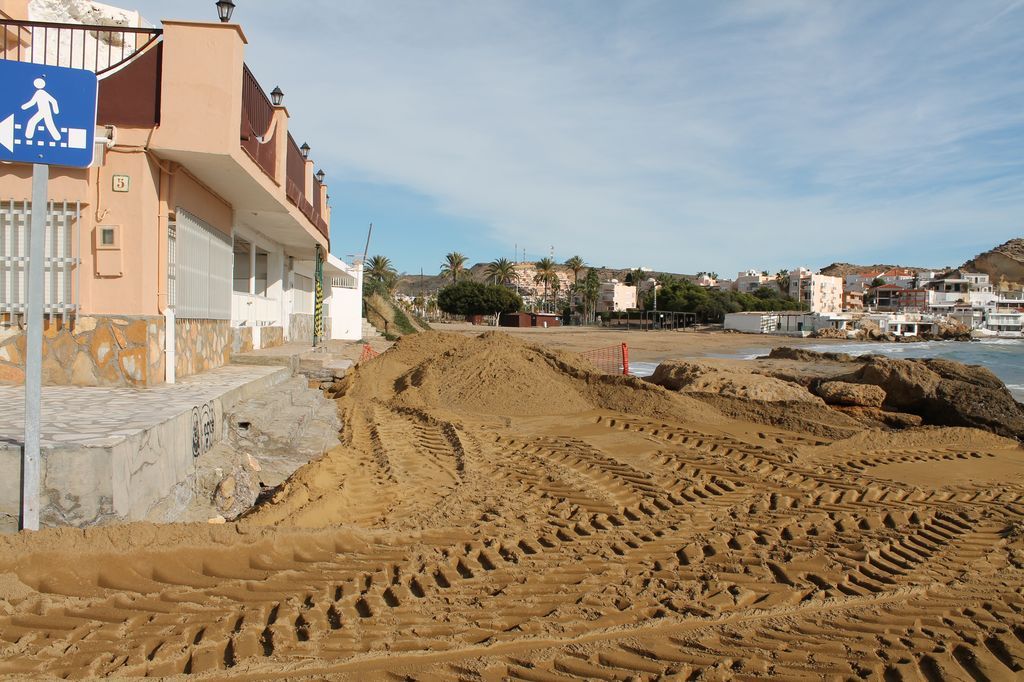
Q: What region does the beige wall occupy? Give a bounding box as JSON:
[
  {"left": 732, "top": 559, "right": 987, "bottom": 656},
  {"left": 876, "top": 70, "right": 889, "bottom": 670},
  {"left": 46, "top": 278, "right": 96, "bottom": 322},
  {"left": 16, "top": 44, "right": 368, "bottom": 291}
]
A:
[
  {"left": 84, "top": 132, "right": 161, "bottom": 316},
  {"left": 0, "top": 0, "right": 27, "bottom": 20},
  {"left": 172, "top": 170, "right": 232, "bottom": 237},
  {"left": 152, "top": 21, "right": 246, "bottom": 157}
]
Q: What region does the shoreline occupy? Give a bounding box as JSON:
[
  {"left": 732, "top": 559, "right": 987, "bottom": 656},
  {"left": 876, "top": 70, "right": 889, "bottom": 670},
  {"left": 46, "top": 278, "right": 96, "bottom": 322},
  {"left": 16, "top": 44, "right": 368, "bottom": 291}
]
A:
[{"left": 437, "top": 322, "right": 1024, "bottom": 400}]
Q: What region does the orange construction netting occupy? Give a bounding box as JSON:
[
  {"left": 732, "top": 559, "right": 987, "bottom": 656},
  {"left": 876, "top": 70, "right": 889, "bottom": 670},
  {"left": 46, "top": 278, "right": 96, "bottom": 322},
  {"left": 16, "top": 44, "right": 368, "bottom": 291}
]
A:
[
  {"left": 359, "top": 344, "right": 380, "bottom": 363},
  {"left": 579, "top": 342, "right": 630, "bottom": 376}
]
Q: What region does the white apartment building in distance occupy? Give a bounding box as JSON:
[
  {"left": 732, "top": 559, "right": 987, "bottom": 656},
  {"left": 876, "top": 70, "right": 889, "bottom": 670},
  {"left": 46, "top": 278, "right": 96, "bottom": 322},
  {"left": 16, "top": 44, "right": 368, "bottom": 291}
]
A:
[
  {"left": 735, "top": 269, "right": 774, "bottom": 293},
  {"left": 789, "top": 268, "right": 844, "bottom": 314},
  {"left": 597, "top": 280, "right": 637, "bottom": 313}
]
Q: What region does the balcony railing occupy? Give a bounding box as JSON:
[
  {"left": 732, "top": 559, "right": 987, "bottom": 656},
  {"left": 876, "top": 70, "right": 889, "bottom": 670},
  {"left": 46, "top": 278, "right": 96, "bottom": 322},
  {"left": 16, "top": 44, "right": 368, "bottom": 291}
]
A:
[
  {"left": 240, "top": 64, "right": 277, "bottom": 181},
  {"left": 285, "top": 133, "right": 306, "bottom": 208},
  {"left": 310, "top": 175, "right": 328, "bottom": 240},
  {"left": 0, "top": 18, "right": 161, "bottom": 74}
]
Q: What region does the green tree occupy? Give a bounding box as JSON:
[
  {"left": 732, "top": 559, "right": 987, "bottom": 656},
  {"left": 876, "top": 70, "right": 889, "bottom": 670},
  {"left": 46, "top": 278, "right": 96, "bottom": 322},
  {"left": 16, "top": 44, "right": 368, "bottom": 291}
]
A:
[
  {"left": 533, "top": 257, "right": 558, "bottom": 311},
  {"left": 365, "top": 254, "right": 398, "bottom": 295},
  {"left": 579, "top": 267, "right": 601, "bottom": 324},
  {"left": 440, "top": 251, "right": 468, "bottom": 284},
  {"left": 437, "top": 280, "right": 522, "bottom": 316},
  {"left": 775, "top": 269, "right": 790, "bottom": 293},
  {"left": 564, "top": 255, "right": 586, "bottom": 284},
  {"left": 625, "top": 267, "right": 647, "bottom": 286},
  {"left": 486, "top": 257, "right": 518, "bottom": 286},
  {"left": 651, "top": 279, "right": 800, "bottom": 323}
]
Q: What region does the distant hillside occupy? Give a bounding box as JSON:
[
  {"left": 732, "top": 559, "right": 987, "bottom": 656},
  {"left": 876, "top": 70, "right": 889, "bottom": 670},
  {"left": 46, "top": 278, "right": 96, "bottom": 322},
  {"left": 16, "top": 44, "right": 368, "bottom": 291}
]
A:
[
  {"left": 819, "top": 262, "right": 936, "bottom": 278},
  {"left": 395, "top": 262, "right": 691, "bottom": 296},
  {"left": 959, "top": 238, "right": 1024, "bottom": 286}
]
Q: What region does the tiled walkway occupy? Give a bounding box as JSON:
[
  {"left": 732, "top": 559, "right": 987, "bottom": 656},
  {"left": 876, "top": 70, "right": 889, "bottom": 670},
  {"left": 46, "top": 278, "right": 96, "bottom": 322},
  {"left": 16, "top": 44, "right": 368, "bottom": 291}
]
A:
[{"left": 0, "top": 365, "right": 285, "bottom": 449}]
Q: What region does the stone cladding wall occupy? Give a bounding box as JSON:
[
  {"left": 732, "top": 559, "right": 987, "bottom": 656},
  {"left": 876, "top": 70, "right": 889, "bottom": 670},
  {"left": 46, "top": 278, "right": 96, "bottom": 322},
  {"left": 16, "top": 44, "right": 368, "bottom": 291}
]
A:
[
  {"left": 174, "top": 319, "right": 231, "bottom": 379},
  {"left": 0, "top": 315, "right": 165, "bottom": 386},
  {"left": 289, "top": 313, "right": 313, "bottom": 343},
  {"left": 262, "top": 326, "right": 284, "bottom": 348}
]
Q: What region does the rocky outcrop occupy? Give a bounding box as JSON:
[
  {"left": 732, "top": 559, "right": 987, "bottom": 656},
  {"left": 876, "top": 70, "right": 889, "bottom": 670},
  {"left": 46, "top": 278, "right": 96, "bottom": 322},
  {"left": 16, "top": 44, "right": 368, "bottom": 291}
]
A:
[
  {"left": 836, "top": 356, "right": 1024, "bottom": 440},
  {"left": 649, "top": 360, "right": 822, "bottom": 404},
  {"left": 816, "top": 381, "right": 886, "bottom": 408},
  {"left": 765, "top": 348, "right": 856, "bottom": 363},
  {"left": 960, "top": 237, "right": 1024, "bottom": 287}
]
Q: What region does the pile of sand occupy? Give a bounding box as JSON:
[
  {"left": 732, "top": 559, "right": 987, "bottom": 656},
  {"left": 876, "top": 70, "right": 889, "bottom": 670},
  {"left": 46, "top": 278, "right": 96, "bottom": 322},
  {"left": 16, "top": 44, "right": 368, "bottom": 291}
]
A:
[
  {"left": 391, "top": 331, "right": 598, "bottom": 416},
  {"left": 2, "top": 330, "right": 1023, "bottom": 680}
]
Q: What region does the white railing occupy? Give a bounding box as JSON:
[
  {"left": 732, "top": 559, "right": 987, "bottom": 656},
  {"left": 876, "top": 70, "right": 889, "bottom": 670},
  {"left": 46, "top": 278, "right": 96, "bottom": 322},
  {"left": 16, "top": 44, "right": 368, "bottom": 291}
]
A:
[
  {"left": 0, "top": 199, "right": 79, "bottom": 322},
  {"left": 169, "top": 209, "right": 232, "bottom": 320},
  {"left": 231, "top": 292, "right": 279, "bottom": 327}
]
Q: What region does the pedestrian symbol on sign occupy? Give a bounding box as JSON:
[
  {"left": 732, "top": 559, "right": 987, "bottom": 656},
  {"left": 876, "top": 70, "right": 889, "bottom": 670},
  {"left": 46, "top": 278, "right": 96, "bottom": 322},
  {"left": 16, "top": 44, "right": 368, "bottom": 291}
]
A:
[{"left": 22, "top": 77, "right": 61, "bottom": 142}]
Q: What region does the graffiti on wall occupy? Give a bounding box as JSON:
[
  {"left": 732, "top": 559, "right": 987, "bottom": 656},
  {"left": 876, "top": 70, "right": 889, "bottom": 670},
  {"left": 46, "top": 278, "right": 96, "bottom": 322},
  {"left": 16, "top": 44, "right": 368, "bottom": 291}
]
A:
[{"left": 191, "top": 401, "right": 216, "bottom": 458}]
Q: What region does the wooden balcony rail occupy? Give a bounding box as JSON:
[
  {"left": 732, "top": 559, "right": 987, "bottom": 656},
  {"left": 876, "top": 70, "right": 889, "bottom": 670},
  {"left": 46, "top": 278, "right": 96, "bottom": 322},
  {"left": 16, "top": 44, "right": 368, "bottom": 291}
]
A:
[
  {"left": 286, "top": 133, "right": 306, "bottom": 208},
  {"left": 0, "top": 18, "right": 161, "bottom": 74},
  {"left": 310, "top": 176, "right": 328, "bottom": 240},
  {"left": 240, "top": 63, "right": 277, "bottom": 181}
]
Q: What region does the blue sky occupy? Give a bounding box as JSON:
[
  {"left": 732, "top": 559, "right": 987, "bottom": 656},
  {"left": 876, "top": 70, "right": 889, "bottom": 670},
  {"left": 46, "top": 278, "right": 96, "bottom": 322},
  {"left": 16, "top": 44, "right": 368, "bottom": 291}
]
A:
[{"left": 130, "top": 0, "right": 1023, "bottom": 276}]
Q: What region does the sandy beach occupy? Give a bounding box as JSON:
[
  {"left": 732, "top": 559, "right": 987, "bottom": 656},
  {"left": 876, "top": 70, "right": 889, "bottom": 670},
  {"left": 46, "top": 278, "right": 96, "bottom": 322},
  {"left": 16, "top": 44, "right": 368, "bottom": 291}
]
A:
[
  {"left": 1, "top": 330, "right": 1022, "bottom": 680},
  {"left": 436, "top": 320, "right": 848, "bottom": 361}
]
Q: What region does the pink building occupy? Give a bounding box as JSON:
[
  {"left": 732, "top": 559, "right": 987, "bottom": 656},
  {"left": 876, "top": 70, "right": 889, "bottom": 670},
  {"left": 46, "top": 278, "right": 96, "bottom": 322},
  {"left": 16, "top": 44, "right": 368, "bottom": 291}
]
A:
[{"left": 0, "top": 2, "right": 361, "bottom": 387}]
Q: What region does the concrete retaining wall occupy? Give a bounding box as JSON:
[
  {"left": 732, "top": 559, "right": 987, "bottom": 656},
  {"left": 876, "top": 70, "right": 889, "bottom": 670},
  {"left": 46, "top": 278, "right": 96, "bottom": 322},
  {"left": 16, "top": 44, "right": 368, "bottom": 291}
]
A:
[{"left": 0, "top": 365, "right": 291, "bottom": 531}]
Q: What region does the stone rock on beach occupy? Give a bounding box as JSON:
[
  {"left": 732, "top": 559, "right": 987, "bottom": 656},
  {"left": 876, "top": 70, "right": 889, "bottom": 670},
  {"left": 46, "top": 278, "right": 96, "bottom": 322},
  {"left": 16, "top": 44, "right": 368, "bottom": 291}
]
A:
[
  {"left": 815, "top": 381, "right": 886, "bottom": 408},
  {"left": 648, "top": 360, "right": 823, "bottom": 404},
  {"left": 837, "top": 356, "right": 1024, "bottom": 440},
  {"left": 764, "top": 348, "right": 1024, "bottom": 440}
]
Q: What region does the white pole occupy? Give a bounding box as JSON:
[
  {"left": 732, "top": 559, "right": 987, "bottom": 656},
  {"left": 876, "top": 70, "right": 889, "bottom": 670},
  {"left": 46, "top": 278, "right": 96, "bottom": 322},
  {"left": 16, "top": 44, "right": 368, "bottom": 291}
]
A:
[
  {"left": 164, "top": 306, "right": 176, "bottom": 384},
  {"left": 23, "top": 163, "right": 47, "bottom": 531}
]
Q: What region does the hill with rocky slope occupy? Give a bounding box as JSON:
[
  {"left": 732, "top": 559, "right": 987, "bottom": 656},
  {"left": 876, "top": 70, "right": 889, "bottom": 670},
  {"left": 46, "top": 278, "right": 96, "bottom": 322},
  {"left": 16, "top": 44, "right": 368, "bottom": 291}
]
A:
[{"left": 959, "top": 237, "right": 1024, "bottom": 286}]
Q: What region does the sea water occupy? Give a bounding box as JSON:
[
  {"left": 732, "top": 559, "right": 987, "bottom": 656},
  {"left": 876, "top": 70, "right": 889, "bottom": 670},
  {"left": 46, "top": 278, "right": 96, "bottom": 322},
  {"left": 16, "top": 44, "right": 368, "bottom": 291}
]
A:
[{"left": 630, "top": 338, "right": 1024, "bottom": 401}]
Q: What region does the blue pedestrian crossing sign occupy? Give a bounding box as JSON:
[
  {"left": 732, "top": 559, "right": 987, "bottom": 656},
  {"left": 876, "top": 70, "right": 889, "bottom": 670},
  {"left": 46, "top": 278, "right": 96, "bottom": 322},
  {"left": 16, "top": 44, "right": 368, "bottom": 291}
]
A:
[{"left": 0, "top": 60, "right": 98, "bottom": 168}]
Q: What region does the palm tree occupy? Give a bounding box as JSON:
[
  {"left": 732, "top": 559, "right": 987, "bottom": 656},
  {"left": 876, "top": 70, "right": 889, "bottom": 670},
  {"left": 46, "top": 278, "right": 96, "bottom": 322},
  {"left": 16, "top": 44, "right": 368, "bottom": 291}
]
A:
[
  {"left": 534, "top": 257, "right": 557, "bottom": 311},
  {"left": 486, "top": 257, "right": 518, "bottom": 287},
  {"left": 564, "top": 255, "right": 585, "bottom": 285},
  {"left": 580, "top": 267, "right": 601, "bottom": 325},
  {"left": 627, "top": 267, "right": 647, "bottom": 286},
  {"left": 440, "top": 251, "right": 467, "bottom": 284},
  {"left": 366, "top": 254, "right": 398, "bottom": 294},
  {"left": 775, "top": 269, "right": 790, "bottom": 293}
]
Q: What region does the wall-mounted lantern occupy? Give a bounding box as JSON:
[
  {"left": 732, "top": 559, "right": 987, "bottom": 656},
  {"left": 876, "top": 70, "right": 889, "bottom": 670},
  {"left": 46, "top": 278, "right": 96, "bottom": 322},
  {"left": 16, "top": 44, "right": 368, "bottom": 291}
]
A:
[
  {"left": 215, "top": 0, "right": 235, "bottom": 23},
  {"left": 315, "top": 169, "right": 326, "bottom": 184},
  {"left": 300, "top": 142, "right": 311, "bottom": 159},
  {"left": 270, "top": 86, "right": 284, "bottom": 107}
]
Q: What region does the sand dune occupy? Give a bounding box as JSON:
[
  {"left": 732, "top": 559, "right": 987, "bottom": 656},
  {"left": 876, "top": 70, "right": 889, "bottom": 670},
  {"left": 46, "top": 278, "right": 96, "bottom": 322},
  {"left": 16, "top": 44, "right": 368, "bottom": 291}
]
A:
[{"left": 1, "top": 331, "right": 1023, "bottom": 680}]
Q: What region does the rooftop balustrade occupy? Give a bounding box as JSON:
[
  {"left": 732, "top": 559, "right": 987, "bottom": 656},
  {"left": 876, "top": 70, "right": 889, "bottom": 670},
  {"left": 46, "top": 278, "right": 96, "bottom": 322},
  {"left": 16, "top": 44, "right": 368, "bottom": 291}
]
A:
[{"left": 0, "top": 18, "right": 161, "bottom": 74}]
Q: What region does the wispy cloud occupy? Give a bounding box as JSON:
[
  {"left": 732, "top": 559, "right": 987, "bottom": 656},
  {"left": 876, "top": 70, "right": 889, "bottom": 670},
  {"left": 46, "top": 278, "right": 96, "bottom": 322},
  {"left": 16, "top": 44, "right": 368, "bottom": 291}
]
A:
[{"left": 134, "top": 0, "right": 1023, "bottom": 273}]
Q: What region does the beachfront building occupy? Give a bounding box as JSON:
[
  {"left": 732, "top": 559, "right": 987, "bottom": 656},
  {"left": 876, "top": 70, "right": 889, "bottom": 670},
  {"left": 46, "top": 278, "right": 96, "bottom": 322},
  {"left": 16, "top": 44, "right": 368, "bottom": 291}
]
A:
[
  {"left": 924, "top": 272, "right": 993, "bottom": 313},
  {"left": 734, "top": 269, "right": 774, "bottom": 294},
  {"left": 982, "top": 310, "right": 1023, "bottom": 336},
  {"left": 843, "top": 290, "right": 864, "bottom": 311},
  {"left": 0, "top": 2, "right": 363, "bottom": 386},
  {"left": 845, "top": 271, "right": 882, "bottom": 293},
  {"left": 597, "top": 279, "right": 637, "bottom": 313},
  {"left": 788, "top": 268, "right": 843, "bottom": 314},
  {"left": 877, "top": 268, "right": 918, "bottom": 287},
  {"left": 862, "top": 313, "right": 940, "bottom": 337},
  {"left": 867, "top": 285, "right": 929, "bottom": 312},
  {"left": 724, "top": 311, "right": 852, "bottom": 335}
]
